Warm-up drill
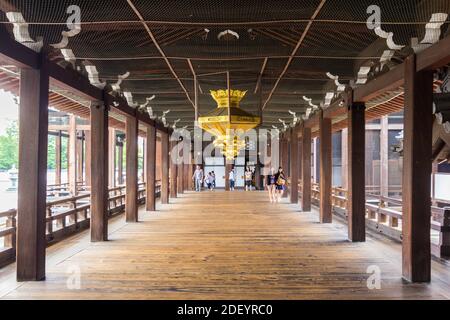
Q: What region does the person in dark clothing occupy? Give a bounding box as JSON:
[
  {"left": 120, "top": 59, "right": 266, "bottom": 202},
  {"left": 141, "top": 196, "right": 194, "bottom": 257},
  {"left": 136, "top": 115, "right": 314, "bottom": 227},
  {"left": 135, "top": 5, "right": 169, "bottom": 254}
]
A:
[
  {"left": 274, "top": 167, "right": 286, "bottom": 203},
  {"left": 266, "top": 167, "right": 277, "bottom": 203}
]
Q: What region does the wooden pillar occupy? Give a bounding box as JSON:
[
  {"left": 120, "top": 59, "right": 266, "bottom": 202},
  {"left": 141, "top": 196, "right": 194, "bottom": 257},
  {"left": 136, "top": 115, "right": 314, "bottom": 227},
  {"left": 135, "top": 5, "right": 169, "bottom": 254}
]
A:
[
  {"left": 126, "top": 116, "right": 138, "bottom": 222},
  {"left": 85, "top": 131, "right": 91, "bottom": 186},
  {"left": 289, "top": 128, "right": 299, "bottom": 204},
  {"left": 177, "top": 140, "right": 184, "bottom": 194},
  {"left": 225, "top": 163, "right": 231, "bottom": 191},
  {"left": 301, "top": 126, "right": 311, "bottom": 211},
  {"left": 170, "top": 139, "right": 178, "bottom": 198},
  {"left": 320, "top": 110, "right": 332, "bottom": 223},
  {"left": 187, "top": 163, "right": 192, "bottom": 191},
  {"left": 118, "top": 143, "right": 124, "bottom": 185},
  {"left": 108, "top": 128, "right": 116, "bottom": 187},
  {"left": 347, "top": 93, "right": 366, "bottom": 242},
  {"left": 16, "top": 63, "right": 49, "bottom": 281},
  {"left": 76, "top": 134, "right": 83, "bottom": 184},
  {"left": 160, "top": 132, "right": 170, "bottom": 204},
  {"left": 68, "top": 115, "right": 77, "bottom": 195},
  {"left": 90, "top": 102, "right": 109, "bottom": 242},
  {"left": 55, "top": 130, "right": 62, "bottom": 185},
  {"left": 380, "top": 116, "right": 389, "bottom": 197},
  {"left": 146, "top": 125, "right": 156, "bottom": 211},
  {"left": 402, "top": 54, "right": 433, "bottom": 283},
  {"left": 341, "top": 129, "right": 348, "bottom": 189}
]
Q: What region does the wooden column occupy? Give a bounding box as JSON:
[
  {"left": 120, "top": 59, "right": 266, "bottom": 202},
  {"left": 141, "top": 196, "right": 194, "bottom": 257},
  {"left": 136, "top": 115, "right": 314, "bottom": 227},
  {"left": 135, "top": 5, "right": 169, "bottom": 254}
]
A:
[
  {"left": 118, "top": 143, "right": 124, "bottom": 185},
  {"left": 55, "top": 130, "right": 62, "bottom": 185},
  {"left": 301, "top": 126, "right": 311, "bottom": 211},
  {"left": 146, "top": 125, "right": 156, "bottom": 211},
  {"left": 108, "top": 128, "right": 116, "bottom": 187},
  {"left": 16, "top": 64, "right": 49, "bottom": 281},
  {"left": 319, "top": 110, "right": 332, "bottom": 223},
  {"left": 225, "top": 163, "right": 231, "bottom": 191},
  {"left": 170, "top": 138, "right": 178, "bottom": 198},
  {"left": 380, "top": 115, "right": 389, "bottom": 197},
  {"left": 68, "top": 115, "right": 77, "bottom": 195},
  {"left": 402, "top": 54, "right": 433, "bottom": 283},
  {"left": 76, "top": 134, "right": 83, "bottom": 184},
  {"left": 177, "top": 140, "right": 184, "bottom": 194},
  {"left": 160, "top": 131, "right": 170, "bottom": 204},
  {"left": 341, "top": 129, "right": 348, "bottom": 189},
  {"left": 85, "top": 131, "right": 91, "bottom": 186},
  {"left": 275, "top": 138, "right": 290, "bottom": 198},
  {"left": 187, "top": 163, "right": 193, "bottom": 191},
  {"left": 90, "top": 102, "right": 109, "bottom": 242},
  {"left": 347, "top": 95, "right": 366, "bottom": 242},
  {"left": 126, "top": 116, "right": 138, "bottom": 222},
  {"left": 289, "top": 129, "right": 299, "bottom": 204}
]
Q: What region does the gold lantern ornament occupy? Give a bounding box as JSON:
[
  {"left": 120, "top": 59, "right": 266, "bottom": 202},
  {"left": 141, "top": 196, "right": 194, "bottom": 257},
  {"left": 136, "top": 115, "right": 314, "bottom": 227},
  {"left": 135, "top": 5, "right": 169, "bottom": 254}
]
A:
[{"left": 198, "top": 89, "right": 261, "bottom": 160}]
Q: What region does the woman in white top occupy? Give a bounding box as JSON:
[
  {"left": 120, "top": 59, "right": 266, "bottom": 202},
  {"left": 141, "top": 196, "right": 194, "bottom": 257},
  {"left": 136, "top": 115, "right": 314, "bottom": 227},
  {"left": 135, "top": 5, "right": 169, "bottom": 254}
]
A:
[{"left": 229, "top": 169, "right": 235, "bottom": 191}]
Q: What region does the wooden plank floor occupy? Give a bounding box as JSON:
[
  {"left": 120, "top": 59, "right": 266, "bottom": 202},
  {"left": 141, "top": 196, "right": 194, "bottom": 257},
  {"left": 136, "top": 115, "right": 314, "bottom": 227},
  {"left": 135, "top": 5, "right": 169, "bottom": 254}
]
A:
[{"left": 1, "top": 190, "right": 450, "bottom": 300}]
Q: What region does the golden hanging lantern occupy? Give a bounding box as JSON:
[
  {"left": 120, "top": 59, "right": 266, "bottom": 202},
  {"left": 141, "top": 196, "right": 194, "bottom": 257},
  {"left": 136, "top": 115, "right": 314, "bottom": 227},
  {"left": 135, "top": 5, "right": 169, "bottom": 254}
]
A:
[{"left": 198, "top": 89, "right": 261, "bottom": 159}]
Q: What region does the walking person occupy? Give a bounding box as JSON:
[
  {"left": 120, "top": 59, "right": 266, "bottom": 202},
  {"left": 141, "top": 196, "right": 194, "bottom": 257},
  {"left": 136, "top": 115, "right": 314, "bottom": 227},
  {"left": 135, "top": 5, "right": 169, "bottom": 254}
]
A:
[
  {"left": 267, "top": 167, "right": 277, "bottom": 203},
  {"left": 192, "top": 165, "right": 204, "bottom": 192},
  {"left": 229, "top": 168, "right": 236, "bottom": 191},
  {"left": 210, "top": 171, "right": 216, "bottom": 190},
  {"left": 206, "top": 172, "right": 214, "bottom": 191},
  {"left": 244, "top": 167, "right": 253, "bottom": 191},
  {"left": 274, "top": 167, "right": 287, "bottom": 203}
]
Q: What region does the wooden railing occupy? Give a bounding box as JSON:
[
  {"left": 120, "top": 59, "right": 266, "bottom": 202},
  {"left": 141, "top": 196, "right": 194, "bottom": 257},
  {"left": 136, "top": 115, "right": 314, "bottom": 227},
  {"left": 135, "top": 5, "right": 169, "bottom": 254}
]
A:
[
  {"left": 306, "top": 181, "right": 450, "bottom": 259},
  {"left": 0, "top": 181, "right": 160, "bottom": 268}
]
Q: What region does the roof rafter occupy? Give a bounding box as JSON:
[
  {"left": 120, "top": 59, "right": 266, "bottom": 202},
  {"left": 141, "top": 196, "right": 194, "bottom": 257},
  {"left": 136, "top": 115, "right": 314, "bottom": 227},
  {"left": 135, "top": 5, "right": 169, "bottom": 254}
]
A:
[
  {"left": 262, "top": 0, "right": 327, "bottom": 110},
  {"left": 126, "top": 0, "right": 195, "bottom": 108}
]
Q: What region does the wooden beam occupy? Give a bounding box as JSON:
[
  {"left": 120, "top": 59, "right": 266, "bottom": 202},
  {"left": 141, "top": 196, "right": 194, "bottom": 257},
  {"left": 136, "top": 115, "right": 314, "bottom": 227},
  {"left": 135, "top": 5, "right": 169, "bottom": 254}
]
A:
[
  {"left": 16, "top": 60, "right": 49, "bottom": 281},
  {"left": 90, "top": 102, "right": 109, "bottom": 242},
  {"left": 301, "top": 126, "right": 311, "bottom": 211},
  {"left": 126, "top": 116, "right": 139, "bottom": 222},
  {"left": 146, "top": 125, "right": 157, "bottom": 211},
  {"left": 160, "top": 131, "right": 170, "bottom": 204},
  {"left": 416, "top": 33, "right": 450, "bottom": 71},
  {"left": 402, "top": 54, "right": 433, "bottom": 283},
  {"left": 319, "top": 110, "right": 332, "bottom": 223},
  {"left": 289, "top": 128, "right": 299, "bottom": 204},
  {"left": 170, "top": 138, "right": 178, "bottom": 198},
  {"left": 347, "top": 96, "right": 366, "bottom": 242},
  {"left": 262, "top": 0, "right": 326, "bottom": 110}
]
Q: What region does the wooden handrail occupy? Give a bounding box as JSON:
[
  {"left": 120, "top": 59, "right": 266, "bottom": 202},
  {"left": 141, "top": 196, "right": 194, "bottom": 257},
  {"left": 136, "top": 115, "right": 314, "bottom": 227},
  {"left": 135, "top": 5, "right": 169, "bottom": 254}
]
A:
[{"left": 0, "top": 180, "right": 162, "bottom": 268}]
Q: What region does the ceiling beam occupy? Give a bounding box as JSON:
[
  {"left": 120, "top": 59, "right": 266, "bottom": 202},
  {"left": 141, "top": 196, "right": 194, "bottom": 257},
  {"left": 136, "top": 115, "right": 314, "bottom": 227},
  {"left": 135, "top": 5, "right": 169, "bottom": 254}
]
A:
[
  {"left": 254, "top": 57, "right": 268, "bottom": 94},
  {"left": 126, "top": 0, "right": 195, "bottom": 108},
  {"left": 262, "top": 0, "right": 327, "bottom": 110}
]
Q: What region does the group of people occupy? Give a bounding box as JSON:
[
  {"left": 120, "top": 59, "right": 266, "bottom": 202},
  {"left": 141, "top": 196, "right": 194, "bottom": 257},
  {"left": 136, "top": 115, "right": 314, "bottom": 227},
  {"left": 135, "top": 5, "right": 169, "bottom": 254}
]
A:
[
  {"left": 192, "top": 165, "right": 216, "bottom": 191},
  {"left": 266, "top": 167, "right": 286, "bottom": 203},
  {"left": 191, "top": 165, "right": 256, "bottom": 192},
  {"left": 191, "top": 165, "right": 287, "bottom": 202}
]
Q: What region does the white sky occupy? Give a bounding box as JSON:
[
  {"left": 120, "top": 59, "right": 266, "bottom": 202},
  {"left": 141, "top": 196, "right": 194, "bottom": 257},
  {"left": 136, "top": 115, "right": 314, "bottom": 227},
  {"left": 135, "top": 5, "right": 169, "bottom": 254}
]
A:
[{"left": 0, "top": 89, "right": 19, "bottom": 135}]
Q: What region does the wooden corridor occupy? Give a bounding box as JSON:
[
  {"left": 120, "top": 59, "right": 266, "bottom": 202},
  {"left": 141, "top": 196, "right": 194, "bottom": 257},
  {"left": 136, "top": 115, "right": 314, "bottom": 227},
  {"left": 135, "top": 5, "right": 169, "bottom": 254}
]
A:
[{"left": 1, "top": 190, "right": 450, "bottom": 300}]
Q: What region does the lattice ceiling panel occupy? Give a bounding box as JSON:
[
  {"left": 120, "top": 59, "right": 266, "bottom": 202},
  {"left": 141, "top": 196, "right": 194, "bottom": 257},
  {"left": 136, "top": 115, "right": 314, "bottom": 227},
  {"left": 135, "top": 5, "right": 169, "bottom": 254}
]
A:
[{"left": 0, "top": 0, "right": 449, "bottom": 130}]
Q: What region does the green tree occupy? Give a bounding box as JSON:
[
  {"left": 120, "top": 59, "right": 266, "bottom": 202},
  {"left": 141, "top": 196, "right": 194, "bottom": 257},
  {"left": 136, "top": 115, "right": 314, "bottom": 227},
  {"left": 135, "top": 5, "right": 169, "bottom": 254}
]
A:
[{"left": 0, "top": 121, "right": 19, "bottom": 170}]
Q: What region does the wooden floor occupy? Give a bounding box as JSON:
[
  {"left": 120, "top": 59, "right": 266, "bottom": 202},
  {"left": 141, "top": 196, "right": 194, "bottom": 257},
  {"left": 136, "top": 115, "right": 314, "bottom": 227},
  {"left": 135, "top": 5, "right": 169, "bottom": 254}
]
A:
[{"left": 1, "top": 190, "right": 450, "bottom": 299}]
